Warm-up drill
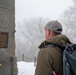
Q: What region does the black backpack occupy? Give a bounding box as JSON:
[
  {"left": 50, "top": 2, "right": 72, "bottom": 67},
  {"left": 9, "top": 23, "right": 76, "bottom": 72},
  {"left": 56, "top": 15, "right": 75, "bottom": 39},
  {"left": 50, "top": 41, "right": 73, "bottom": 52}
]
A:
[{"left": 45, "top": 44, "right": 76, "bottom": 75}]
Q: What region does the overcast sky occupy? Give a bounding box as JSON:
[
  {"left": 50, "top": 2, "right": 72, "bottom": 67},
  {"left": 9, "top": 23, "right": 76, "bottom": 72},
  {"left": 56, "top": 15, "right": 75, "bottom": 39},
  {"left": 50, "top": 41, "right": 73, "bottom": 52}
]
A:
[{"left": 15, "top": 0, "right": 73, "bottom": 22}]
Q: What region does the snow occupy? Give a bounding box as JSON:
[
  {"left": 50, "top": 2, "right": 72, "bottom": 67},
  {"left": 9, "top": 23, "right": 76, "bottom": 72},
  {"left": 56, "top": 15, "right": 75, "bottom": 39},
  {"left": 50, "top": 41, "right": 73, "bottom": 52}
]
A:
[{"left": 17, "top": 61, "right": 36, "bottom": 75}]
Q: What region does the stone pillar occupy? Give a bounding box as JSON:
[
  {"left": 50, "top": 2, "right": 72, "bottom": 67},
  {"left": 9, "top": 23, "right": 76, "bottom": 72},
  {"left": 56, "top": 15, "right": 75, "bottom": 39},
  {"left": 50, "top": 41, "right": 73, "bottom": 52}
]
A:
[{"left": 0, "top": 0, "right": 17, "bottom": 75}]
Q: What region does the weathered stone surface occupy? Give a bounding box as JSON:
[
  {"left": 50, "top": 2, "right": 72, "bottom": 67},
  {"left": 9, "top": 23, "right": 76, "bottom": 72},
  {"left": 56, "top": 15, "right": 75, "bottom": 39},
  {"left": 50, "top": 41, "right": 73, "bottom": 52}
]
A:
[{"left": 0, "top": 0, "right": 18, "bottom": 75}]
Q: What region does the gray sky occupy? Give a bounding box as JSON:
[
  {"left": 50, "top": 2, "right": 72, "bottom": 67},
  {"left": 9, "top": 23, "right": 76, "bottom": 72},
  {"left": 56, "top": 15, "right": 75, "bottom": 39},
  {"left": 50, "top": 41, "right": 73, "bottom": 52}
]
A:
[{"left": 15, "top": 0, "right": 73, "bottom": 22}]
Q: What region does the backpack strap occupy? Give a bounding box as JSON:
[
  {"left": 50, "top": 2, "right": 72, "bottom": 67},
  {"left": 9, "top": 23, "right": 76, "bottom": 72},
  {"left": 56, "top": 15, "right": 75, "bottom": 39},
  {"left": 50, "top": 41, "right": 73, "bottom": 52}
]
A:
[
  {"left": 44, "top": 44, "right": 63, "bottom": 53},
  {"left": 53, "top": 46, "right": 63, "bottom": 53}
]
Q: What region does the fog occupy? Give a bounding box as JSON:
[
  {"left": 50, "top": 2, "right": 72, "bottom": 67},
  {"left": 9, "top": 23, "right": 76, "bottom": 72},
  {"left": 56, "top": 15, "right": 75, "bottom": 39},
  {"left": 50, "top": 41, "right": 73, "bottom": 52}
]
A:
[{"left": 15, "top": 0, "right": 73, "bottom": 22}]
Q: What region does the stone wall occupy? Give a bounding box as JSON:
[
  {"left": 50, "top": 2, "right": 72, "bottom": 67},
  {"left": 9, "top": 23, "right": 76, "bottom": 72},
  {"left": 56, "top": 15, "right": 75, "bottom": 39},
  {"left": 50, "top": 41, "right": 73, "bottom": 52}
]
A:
[{"left": 0, "top": 0, "right": 18, "bottom": 75}]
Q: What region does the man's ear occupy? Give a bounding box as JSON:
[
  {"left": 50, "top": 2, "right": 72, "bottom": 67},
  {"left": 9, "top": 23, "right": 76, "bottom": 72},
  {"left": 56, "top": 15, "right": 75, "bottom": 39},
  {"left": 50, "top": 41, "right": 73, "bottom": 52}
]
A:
[{"left": 47, "top": 30, "right": 50, "bottom": 36}]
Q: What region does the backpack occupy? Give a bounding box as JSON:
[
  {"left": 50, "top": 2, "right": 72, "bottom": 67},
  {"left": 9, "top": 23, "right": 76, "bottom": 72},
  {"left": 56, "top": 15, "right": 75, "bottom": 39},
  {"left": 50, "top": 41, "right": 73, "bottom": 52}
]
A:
[
  {"left": 62, "top": 44, "right": 76, "bottom": 75},
  {"left": 45, "top": 44, "right": 76, "bottom": 75}
]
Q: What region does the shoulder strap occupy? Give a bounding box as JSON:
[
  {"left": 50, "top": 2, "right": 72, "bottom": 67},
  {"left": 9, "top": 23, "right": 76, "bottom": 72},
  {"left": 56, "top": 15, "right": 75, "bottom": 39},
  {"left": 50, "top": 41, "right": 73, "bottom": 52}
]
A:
[
  {"left": 53, "top": 46, "right": 63, "bottom": 53},
  {"left": 44, "top": 44, "right": 63, "bottom": 53}
]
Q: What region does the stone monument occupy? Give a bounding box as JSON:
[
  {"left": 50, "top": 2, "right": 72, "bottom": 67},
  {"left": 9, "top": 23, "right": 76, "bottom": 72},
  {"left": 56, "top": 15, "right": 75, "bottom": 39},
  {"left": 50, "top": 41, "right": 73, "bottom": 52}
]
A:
[{"left": 0, "top": 0, "right": 17, "bottom": 75}]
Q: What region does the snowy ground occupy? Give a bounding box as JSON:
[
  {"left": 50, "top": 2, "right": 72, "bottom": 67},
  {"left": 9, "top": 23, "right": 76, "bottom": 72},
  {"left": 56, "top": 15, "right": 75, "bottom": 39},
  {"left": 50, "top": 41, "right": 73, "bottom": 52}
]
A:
[{"left": 17, "top": 61, "right": 36, "bottom": 75}]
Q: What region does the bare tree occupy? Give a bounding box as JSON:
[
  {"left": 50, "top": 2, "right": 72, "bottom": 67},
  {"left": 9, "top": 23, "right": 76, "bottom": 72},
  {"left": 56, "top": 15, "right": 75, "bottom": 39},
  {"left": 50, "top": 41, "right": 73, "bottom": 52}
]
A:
[
  {"left": 15, "top": 17, "right": 50, "bottom": 61},
  {"left": 59, "top": 2, "right": 76, "bottom": 43}
]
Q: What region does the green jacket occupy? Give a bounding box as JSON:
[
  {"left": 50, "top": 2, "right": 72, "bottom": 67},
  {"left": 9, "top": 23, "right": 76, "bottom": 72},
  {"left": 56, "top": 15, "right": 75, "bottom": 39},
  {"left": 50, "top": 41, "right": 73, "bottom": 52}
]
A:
[{"left": 35, "top": 34, "right": 71, "bottom": 75}]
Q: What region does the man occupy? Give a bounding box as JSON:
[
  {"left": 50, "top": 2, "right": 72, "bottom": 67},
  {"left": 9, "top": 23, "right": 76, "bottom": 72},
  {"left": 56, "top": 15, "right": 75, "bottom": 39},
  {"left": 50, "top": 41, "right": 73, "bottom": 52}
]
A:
[{"left": 35, "top": 20, "right": 71, "bottom": 75}]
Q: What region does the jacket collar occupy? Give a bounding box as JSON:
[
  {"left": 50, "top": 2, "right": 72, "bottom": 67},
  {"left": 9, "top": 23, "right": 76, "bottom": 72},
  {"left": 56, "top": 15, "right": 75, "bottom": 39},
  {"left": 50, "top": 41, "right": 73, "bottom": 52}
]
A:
[{"left": 39, "top": 34, "right": 71, "bottom": 49}]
